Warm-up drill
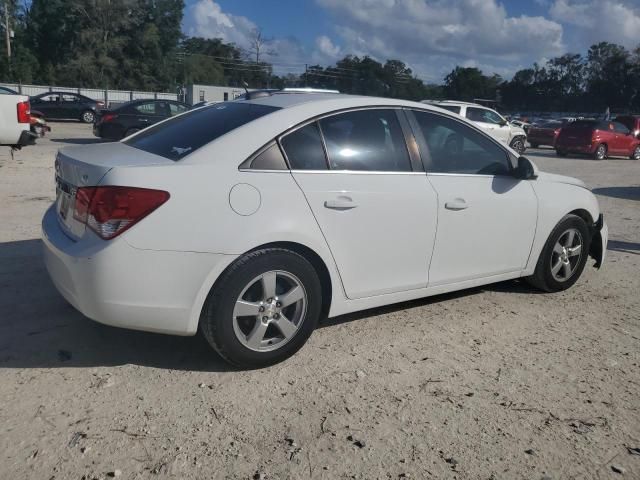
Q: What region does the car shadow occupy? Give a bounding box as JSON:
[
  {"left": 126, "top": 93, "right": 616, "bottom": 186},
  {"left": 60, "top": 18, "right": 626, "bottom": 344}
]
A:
[
  {"left": 608, "top": 240, "right": 640, "bottom": 255},
  {"left": 0, "top": 239, "right": 235, "bottom": 372},
  {"left": 592, "top": 186, "right": 640, "bottom": 201},
  {"left": 0, "top": 238, "right": 548, "bottom": 372},
  {"left": 49, "top": 138, "right": 107, "bottom": 145}
]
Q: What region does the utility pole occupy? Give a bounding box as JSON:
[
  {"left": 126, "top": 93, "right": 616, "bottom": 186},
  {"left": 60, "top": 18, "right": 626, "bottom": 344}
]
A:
[{"left": 4, "top": 1, "right": 11, "bottom": 60}]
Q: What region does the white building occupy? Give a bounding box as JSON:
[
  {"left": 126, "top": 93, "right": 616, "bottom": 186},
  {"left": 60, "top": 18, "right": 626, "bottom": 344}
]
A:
[{"left": 184, "top": 84, "right": 248, "bottom": 105}]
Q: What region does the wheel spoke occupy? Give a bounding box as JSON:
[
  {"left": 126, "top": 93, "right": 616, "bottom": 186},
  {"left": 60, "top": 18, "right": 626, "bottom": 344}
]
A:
[
  {"left": 246, "top": 321, "right": 268, "bottom": 349},
  {"left": 553, "top": 243, "right": 564, "bottom": 255},
  {"left": 279, "top": 285, "right": 304, "bottom": 308},
  {"left": 561, "top": 262, "right": 572, "bottom": 279},
  {"left": 273, "top": 315, "right": 298, "bottom": 339},
  {"left": 565, "top": 230, "right": 575, "bottom": 247},
  {"left": 568, "top": 244, "right": 582, "bottom": 257},
  {"left": 261, "top": 272, "right": 277, "bottom": 300},
  {"left": 551, "top": 259, "right": 563, "bottom": 275},
  {"left": 234, "top": 300, "right": 261, "bottom": 318}
]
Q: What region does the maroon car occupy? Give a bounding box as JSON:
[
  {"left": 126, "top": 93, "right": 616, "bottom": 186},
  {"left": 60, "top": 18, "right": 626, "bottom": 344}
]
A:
[
  {"left": 528, "top": 120, "right": 566, "bottom": 148},
  {"left": 555, "top": 119, "right": 640, "bottom": 160}
]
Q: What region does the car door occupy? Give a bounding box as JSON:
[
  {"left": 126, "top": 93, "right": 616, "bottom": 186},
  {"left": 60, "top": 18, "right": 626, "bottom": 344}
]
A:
[
  {"left": 282, "top": 108, "right": 438, "bottom": 299},
  {"left": 130, "top": 101, "right": 159, "bottom": 129},
  {"left": 611, "top": 122, "right": 633, "bottom": 155},
  {"left": 408, "top": 109, "right": 537, "bottom": 286},
  {"left": 466, "top": 107, "right": 511, "bottom": 144},
  {"left": 59, "top": 93, "right": 81, "bottom": 119},
  {"left": 32, "top": 93, "right": 61, "bottom": 119}
]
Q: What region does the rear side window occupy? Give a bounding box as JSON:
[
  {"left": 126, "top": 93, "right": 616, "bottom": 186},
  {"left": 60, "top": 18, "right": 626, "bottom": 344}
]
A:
[
  {"left": 319, "top": 109, "right": 411, "bottom": 171},
  {"left": 280, "top": 123, "right": 328, "bottom": 170},
  {"left": 133, "top": 102, "right": 156, "bottom": 116},
  {"left": 125, "top": 102, "right": 280, "bottom": 161},
  {"left": 613, "top": 122, "right": 629, "bottom": 134},
  {"left": 466, "top": 107, "right": 504, "bottom": 125}
]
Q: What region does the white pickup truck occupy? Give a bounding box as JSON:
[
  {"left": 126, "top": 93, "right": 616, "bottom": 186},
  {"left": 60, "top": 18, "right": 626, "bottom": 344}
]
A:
[{"left": 0, "top": 94, "right": 37, "bottom": 149}]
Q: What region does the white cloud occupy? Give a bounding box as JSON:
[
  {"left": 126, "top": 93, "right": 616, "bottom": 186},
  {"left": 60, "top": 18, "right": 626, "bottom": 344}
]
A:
[
  {"left": 316, "top": 35, "right": 342, "bottom": 59},
  {"left": 185, "top": 0, "right": 257, "bottom": 50},
  {"left": 316, "top": 0, "right": 565, "bottom": 60},
  {"left": 550, "top": 0, "right": 640, "bottom": 49}
]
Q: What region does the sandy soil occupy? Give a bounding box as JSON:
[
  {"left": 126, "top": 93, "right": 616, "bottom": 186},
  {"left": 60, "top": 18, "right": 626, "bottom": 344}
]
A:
[{"left": 0, "top": 122, "right": 639, "bottom": 480}]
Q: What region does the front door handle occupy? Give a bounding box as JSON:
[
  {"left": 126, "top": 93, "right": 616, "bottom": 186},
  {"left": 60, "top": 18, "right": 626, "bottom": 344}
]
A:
[
  {"left": 445, "top": 198, "right": 468, "bottom": 211},
  {"left": 324, "top": 196, "right": 357, "bottom": 210}
]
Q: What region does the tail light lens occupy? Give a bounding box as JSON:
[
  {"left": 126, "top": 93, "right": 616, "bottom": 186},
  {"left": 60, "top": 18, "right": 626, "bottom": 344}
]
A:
[
  {"left": 101, "top": 113, "right": 117, "bottom": 123},
  {"left": 17, "top": 101, "right": 30, "bottom": 123},
  {"left": 73, "top": 186, "right": 169, "bottom": 240}
]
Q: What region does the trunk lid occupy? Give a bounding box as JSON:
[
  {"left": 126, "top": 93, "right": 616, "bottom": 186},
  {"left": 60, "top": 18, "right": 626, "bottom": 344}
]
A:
[{"left": 54, "top": 142, "right": 171, "bottom": 239}]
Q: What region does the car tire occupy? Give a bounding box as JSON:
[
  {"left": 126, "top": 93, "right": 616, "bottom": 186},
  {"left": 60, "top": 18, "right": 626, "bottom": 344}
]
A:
[
  {"left": 530, "top": 143, "right": 539, "bottom": 149},
  {"left": 630, "top": 146, "right": 640, "bottom": 160},
  {"left": 525, "top": 214, "right": 591, "bottom": 293},
  {"left": 556, "top": 149, "right": 568, "bottom": 157},
  {"left": 200, "top": 248, "right": 322, "bottom": 368},
  {"left": 510, "top": 137, "right": 526, "bottom": 154},
  {"left": 81, "top": 110, "right": 95, "bottom": 123},
  {"left": 593, "top": 143, "right": 607, "bottom": 160}
]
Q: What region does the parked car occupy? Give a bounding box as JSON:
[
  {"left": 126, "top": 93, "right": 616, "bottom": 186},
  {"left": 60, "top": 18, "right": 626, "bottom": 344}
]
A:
[
  {"left": 527, "top": 119, "right": 569, "bottom": 148},
  {"left": 30, "top": 92, "right": 104, "bottom": 123},
  {"left": 0, "top": 86, "right": 19, "bottom": 95},
  {"left": 423, "top": 100, "right": 528, "bottom": 153},
  {"left": 509, "top": 119, "right": 532, "bottom": 134},
  {"left": 43, "top": 93, "right": 607, "bottom": 368},
  {"left": 613, "top": 115, "right": 640, "bottom": 139},
  {"left": 93, "top": 99, "right": 190, "bottom": 140},
  {"left": 555, "top": 119, "right": 640, "bottom": 160},
  {"left": 0, "top": 94, "right": 37, "bottom": 148}
]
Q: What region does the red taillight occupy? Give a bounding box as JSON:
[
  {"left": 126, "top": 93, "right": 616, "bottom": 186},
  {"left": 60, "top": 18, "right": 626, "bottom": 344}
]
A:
[
  {"left": 17, "top": 101, "right": 30, "bottom": 123},
  {"left": 73, "top": 186, "right": 169, "bottom": 240},
  {"left": 554, "top": 128, "right": 561, "bottom": 135},
  {"left": 101, "top": 113, "right": 117, "bottom": 123}
]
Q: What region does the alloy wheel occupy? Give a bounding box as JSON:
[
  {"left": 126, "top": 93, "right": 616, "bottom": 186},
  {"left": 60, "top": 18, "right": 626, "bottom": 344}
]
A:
[
  {"left": 595, "top": 145, "right": 606, "bottom": 160},
  {"left": 232, "top": 270, "right": 307, "bottom": 352},
  {"left": 550, "top": 228, "right": 583, "bottom": 282},
  {"left": 82, "top": 111, "right": 95, "bottom": 123},
  {"left": 633, "top": 147, "right": 640, "bottom": 160},
  {"left": 512, "top": 139, "right": 525, "bottom": 154}
]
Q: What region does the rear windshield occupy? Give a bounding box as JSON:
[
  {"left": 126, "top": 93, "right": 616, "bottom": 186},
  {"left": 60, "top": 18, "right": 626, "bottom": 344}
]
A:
[{"left": 125, "top": 102, "right": 280, "bottom": 160}]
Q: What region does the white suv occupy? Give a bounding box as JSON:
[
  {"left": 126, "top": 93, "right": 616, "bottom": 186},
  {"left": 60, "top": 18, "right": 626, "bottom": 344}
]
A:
[{"left": 424, "top": 100, "right": 527, "bottom": 154}]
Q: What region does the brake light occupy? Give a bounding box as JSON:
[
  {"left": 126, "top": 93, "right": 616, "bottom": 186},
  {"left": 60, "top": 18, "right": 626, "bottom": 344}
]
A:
[
  {"left": 17, "top": 101, "right": 30, "bottom": 123},
  {"left": 101, "top": 113, "right": 117, "bottom": 123},
  {"left": 73, "top": 186, "right": 169, "bottom": 240}
]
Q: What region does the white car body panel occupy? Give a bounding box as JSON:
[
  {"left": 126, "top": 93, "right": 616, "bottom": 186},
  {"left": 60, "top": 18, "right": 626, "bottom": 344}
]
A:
[
  {"left": 426, "top": 174, "right": 537, "bottom": 285},
  {"left": 292, "top": 171, "right": 438, "bottom": 299},
  {"left": 0, "top": 94, "right": 33, "bottom": 146},
  {"left": 42, "top": 93, "right": 607, "bottom": 337}
]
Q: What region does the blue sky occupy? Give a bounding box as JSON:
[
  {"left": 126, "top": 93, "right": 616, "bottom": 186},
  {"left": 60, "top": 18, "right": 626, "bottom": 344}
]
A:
[{"left": 182, "top": 0, "right": 640, "bottom": 82}]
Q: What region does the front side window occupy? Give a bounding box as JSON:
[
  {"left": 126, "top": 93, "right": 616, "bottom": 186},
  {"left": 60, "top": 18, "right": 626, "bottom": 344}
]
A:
[
  {"left": 412, "top": 110, "right": 511, "bottom": 176},
  {"left": 319, "top": 109, "right": 411, "bottom": 171},
  {"left": 466, "top": 107, "right": 504, "bottom": 125},
  {"left": 612, "top": 122, "right": 630, "bottom": 134},
  {"left": 280, "top": 123, "right": 327, "bottom": 170},
  {"left": 126, "top": 102, "right": 280, "bottom": 161}
]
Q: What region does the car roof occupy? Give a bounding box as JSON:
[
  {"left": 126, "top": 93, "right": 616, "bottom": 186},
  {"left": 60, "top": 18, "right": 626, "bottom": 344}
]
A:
[
  {"left": 243, "top": 92, "right": 439, "bottom": 111},
  {"left": 424, "top": 100, "right": 484, "bottom": 108}
]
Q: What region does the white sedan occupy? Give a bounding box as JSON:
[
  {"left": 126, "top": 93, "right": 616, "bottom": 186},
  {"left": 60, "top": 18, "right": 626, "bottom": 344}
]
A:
[{"left": 43, "top": 92, "right": 608, "bottom": 368}]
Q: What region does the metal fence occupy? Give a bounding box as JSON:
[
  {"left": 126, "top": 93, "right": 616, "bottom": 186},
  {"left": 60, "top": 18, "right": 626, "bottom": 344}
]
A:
[{"left": 0, "top": 83, "right": 178, "bottom": 106}]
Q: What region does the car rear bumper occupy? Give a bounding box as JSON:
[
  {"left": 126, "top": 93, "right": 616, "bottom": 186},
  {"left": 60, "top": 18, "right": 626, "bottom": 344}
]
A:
[{"left": 41, "top": 205, "right": 230, "bottom": 336}]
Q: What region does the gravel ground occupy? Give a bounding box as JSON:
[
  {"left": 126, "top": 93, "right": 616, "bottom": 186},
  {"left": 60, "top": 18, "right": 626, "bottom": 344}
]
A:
[{"left": 1, "top": 122, "right": 639, "bottom": 480}]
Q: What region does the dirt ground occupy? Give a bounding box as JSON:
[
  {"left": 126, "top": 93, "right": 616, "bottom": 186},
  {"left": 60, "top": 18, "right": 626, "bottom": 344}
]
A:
[{"left": 0, "top": 122, "right": 639, "bottom": 480}]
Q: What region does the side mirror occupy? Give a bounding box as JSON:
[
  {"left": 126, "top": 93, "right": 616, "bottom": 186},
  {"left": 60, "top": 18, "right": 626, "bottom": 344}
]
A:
[
  {"left": 514, "top": 156, "right": 537, "bottom": 180},
  {"left": 500, "top": 120, "right": 508, "bottom": 127}
]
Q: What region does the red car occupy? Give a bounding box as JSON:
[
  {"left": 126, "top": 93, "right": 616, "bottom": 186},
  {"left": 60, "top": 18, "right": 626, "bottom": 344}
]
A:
[
  {"left": 555, "top": 119, "right": 640, "bottom": 160},
  {"left": 528, "top": 120, "right": 566, "bottom": 148}
]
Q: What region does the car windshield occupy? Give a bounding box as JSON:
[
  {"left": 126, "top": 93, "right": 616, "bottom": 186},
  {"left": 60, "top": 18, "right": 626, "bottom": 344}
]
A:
[{"left": 125, "top": 102, "right": 281, "bottom": 161}]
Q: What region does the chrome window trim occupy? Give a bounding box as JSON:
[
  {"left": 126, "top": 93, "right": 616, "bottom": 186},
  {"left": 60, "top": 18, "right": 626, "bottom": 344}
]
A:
[{"left": 289, "top": 169, "right": 426, "bottom": 175}]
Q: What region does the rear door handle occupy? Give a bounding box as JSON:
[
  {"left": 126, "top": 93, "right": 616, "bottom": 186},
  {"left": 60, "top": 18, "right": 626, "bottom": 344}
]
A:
[
  {"left": 445, "top": 198, "right": 468, "bottom": 211},
  {"left": 324, "top": 196, "right": 357, "bottom": 210}
]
